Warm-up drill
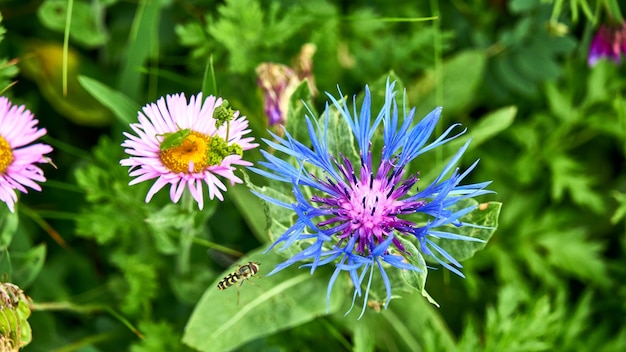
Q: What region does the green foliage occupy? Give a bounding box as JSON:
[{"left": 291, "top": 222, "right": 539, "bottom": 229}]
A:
[
  {"left": 78, "top": 75, "right": 139, "bottom": 126},
  {"left": 0, "top": 207, "right": 18, "bottom": 249},
  {"left": 183, "top": 249, "right": 345, "bottom": 352},
  {"left": 0, "top": 0, "right": 624, "bottom": 350},
  {"left": 0, "top": 13, "right": 18, "bottom": 93},
  {"left": 37, "top": 0, "right": 109, "bottom": 48},
  {"left": 428, "top": 200, "right": 501, "bottom": 262},
  {"left": 130, "top": 320, "right": 189, "bottom": 352},
  {"left": 410, "top": 50, "right": 487, "bottom": 118},
  {"left": 285, "top": 80, "right": 317, "bottom": 143},
  {"left": 209, "top": 0, "right": 303, "bottom": 73}
]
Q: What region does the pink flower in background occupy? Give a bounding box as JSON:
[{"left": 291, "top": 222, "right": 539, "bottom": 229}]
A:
[
  {"left": 120, "top": 93, "right": 258, "bottom": 210},
  {"left": 588, "top": 22, "right": 626, "bottom": 66},
  {"left": 0, "top": 97, "right": 53, "bottom": 213},
  {"left": 256, "top": 63, "right": 299, "bottom": 126},
  {"left": 256, "top": 43, "right": 318, "bottom": 126}
]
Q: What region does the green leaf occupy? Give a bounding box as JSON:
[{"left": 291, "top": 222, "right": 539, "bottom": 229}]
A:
[
  {"left": 246, "top": 178, "right": 292, "bottom": 240},
  {"left": 209, "top": 0, "right": 302, "bottom": 73},
  {"left": 610, "top": 190, "right": 626, "bottom": 224},
  {"left": 535, "top": 228, "right": 608, "bottom": 285},
  {"left": 0, "top": 207, "right": 18, "bottom": 249},
  {"left": 353, "top": 319, "right": 375, "bottom": 352},
  {"left": 11, "top": 244, "right": 47, "bottom": 289},
  {"left": 130, "top": 320, "right": 186, "bottom": 352},
  {"left": 78, "top": 75, "right": 139, "bottom": 125},
  {"left": 357, "top": 290, "right": 457, "bottom": 351},
  {"left": 410, "top": 50, "right": 487, "bottom": 117},
  {"left": 428, "top": 200, "right": 502, "bottom": 263},
  {"left": 118, "top": 0, "right": 162, "bottom": 100},
  {"left": 202, "top": 54, "right": 217, "bottom": 98},
  {"left": 396, "top": 236, "right": 439, "bottom": 307},
  {"left": 285, "top": 80, "right": 316, "bottom": 144},
  {"left": 37, "top": 0, "right": 108, "bottom": 48},
  {"left": 446, "top": 106, "right": 517, "bottom": 154},
  {"left": 583, "top": 60, "right": 614, "bottom": 107},
  {"left": 0, "top": 249, "right": 10, "bottom": 280},
  {"left": 183, "top": 248, "right": 344, "bottom": 352},
  {"left": 230, "top": 172, "right": 270, "bottom": 243},
  {"left": 545, "top": 82, "right": 578, "bottom": 122},
  {"left": 548, "top": 154, "right": 605, "bottom": 213}
]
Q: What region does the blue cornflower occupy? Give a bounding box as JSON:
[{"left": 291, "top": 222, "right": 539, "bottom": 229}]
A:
[{"left": 250, "top": 80, "right": 492, "bottom": 316}]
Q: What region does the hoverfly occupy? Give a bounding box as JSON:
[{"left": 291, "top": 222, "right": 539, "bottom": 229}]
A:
[{"left": 217, "top": 262, "right": 261, "bottom": 303}]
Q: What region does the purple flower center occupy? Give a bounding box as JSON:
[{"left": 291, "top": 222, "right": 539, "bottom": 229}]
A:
[{"left": 312, "top": 151, "right": 426, "bottom": 255}]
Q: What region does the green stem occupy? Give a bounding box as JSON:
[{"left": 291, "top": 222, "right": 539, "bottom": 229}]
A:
[
  {"left": 178, "top": 190, "right": 196, "bottom": 275},
  {"left": 62, "top": 0, "right": 74, "bottom": 96},
  {"left": 32, "top": 301, "right": 143, "bottom": 338}
]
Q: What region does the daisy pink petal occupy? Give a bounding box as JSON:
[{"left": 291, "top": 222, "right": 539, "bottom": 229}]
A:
[
  {"left": 0, "top": 97, "right": 53, "bottom": 212},
  {"left": 188, "top": 179, "right": 205, "bottom": 210},
  {"left": 145, "top": 177, "right": 170, "bottom": 202},
  {"left": 171, "top": 179, "right": 187, "bottom": 203}
]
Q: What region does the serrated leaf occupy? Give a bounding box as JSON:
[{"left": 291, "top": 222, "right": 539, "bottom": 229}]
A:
[
  {"left": 395, "top": 236, "right": 439, "bottom": 307},
  {"left": 536, "top": 229, "right": 608, "bottom": 285},
  {"left": 321, "top": 100, "right": 360, "bottom": 163},
  {"left": 78, "top": 75, "right": 139, "bottom": 125},
  {"left": 286, "top": 80, "right": 316, "bottom": 144},
  {"left": 183, "top": 248, "right": 344, "bottom": 352},
  {"left": 429, "top": 200, "right": 502, "bottom": 263},
  {"left": 545, "top": 82, "right": 578, "bottom": 122}
]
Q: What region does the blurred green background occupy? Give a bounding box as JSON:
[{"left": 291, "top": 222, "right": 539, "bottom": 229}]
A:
[{"left": 0, "top": 0, "right": 625, "bottom": 351}]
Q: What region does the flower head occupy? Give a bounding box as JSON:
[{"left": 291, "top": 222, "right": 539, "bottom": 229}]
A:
[
  {"left": 256, "top": 44, "right": 318, "bottom": 126},
  {"left": 0, "top": 97, "right": 53, "bottom": 213},
  {"left": 120, "top": 93, "right": 258, "bottom": 210},
  {"left": 256, "top": 63, "right": 300, "bottom": 126},
  {"left": 251, "top": 81, "right": 492, "bottom": 315},
  {"left": 588, "top": 22, "right": 626, "bottom": 66}
]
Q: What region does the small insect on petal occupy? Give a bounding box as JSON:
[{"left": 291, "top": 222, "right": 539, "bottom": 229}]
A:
[{"left": 158, "top": 128, "right": 192, "bottom": 151}]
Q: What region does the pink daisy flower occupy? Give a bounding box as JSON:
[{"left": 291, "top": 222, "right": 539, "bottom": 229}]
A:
[
  {"left": 120, "top": 93, "right": 258, "bottom": 210},
  {"left": 0, "top": 97, "right": 53, "bottom": 213}
]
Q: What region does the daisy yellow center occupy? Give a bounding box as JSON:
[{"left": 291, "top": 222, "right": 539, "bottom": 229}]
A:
[
  {"left": 159, "top": 131, "right": 243, "bottom": 174},
  {"left": 0, "top": 135, "right": 13, "bottom": 174},
  {"left": 160, "top": 131, "right": 213, "bottom": 173}
]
